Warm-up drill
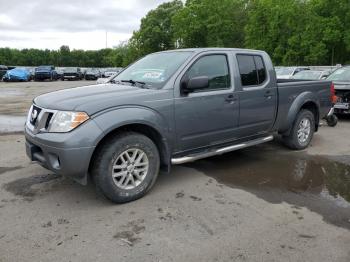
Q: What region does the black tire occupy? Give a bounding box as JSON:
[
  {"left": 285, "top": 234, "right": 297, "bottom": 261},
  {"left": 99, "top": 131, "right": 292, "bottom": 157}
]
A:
[
  {"left": 91, "top": 132, "right": 160, "bottom": 203},
  {"left": 326, "top": 114, "right": 338, "bottom": 127},
  {"left": 283, "top": 109, "right": 315, "bottom": 150}
]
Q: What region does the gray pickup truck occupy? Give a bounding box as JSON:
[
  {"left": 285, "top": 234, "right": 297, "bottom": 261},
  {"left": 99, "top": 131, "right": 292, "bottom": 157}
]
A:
[{"left": 25, "top": 48, "right": 334, "bottom": 203}]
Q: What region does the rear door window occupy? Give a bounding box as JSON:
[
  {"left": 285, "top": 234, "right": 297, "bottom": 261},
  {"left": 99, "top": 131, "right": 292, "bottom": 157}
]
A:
[
  {"left": 237, "top": 54, "right": 267, "bottom": 87},
  {"left": 254, "top": 56, "right": 266, "bottom": 84}
]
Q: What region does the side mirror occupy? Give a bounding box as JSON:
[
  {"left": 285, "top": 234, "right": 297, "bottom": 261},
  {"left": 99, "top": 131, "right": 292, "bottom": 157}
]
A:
[{"left": 183, "top": 76, "right": 209, "bottom": 93}]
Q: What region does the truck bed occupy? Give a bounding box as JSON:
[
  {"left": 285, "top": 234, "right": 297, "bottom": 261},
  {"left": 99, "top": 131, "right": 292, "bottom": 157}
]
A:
[{"left": 274, "top": 79, "right": 332, "bottom": 133}]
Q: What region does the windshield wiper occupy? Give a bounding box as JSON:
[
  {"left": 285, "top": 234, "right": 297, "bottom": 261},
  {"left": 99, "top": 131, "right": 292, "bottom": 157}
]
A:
[
  {"left": 121, "top": 79, "right": 146, "bottom": 87},
  {"left": 109, "top": 79, "right": 149, "bottom": 88}
]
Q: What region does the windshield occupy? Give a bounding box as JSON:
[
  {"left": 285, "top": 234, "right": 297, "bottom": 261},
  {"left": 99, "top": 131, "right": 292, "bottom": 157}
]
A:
[
  {"left": 64, "top": 68, "right": 78, "bottom": 73},
  {"left": 327, "top": 67, "right": 350, "bottom": 82},
  {"left": 276, "top": 67, "right": 295, "bottom": 76},
  {"left": 112, "top": 51, "right": 193, "bottom": 88},
  {"left": 36, "top": 66, "right": 51, "bottom": 71},
  {"left": 292, "top": 71, "right": 322, "bottom": 80},
  {"left": 87, "top": 69, "right": 98, "bottom": 73},
  {"left": 275, "top": 67, "right": 282, "bottom": 74}
]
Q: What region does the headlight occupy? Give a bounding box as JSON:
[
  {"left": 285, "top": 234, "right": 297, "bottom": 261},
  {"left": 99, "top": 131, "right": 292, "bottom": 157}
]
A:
[{"left": 48, "top": 111, "right": 89, "bottom": 133}]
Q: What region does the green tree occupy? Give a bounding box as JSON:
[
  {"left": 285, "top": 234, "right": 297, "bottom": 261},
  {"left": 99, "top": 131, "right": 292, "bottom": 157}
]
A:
[
  {"left": 245, "top": 0, "right": 312, "bottom": 65},
  {"left": 172, "top": 0, "right": 247, "bottom": 48},
  {"left": 130, "top": 0, "right": 183, "bottom": 56},
  {"left": 309, "top": 0, "right": 350, "bottom": 65},
  {"left": 245, "top": 0, "right": 350, "bottom": 65}
]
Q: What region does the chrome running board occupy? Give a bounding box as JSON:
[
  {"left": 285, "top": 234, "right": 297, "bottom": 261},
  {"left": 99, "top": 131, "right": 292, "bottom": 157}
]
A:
[{"left": 171, "top": 135, "right": 274, "bottom": 165}]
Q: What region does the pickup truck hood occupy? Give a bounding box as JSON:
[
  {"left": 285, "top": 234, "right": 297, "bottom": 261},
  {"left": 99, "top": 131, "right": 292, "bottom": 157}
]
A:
[
  {"left": 333, "top": 81, "right": 350, "bottom": 90},
  {"left": 34, "top": 84, "right": 167, "bottom": 115}
]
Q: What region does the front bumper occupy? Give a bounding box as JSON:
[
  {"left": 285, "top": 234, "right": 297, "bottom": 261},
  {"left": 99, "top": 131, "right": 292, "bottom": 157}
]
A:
[
  {"left": 24, "top": 119, "right": 103, "bottom": 185},
  {"left": 3, "top": 76, "right": 27, "bottom": 82},
  {"left": 35, "top": 73, "right": 51, "bottom": 80},
  {"left": 63, "top": 75, "right": 80, "bottom": 80},
  {"left": 85, "top": 75, "right": 98, "bottom": 80},
  {"left": 334, "top": 102, "right": 350, "bottom": 113}
]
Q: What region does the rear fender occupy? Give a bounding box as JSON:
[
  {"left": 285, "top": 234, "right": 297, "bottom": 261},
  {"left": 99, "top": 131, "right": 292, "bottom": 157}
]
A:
[{"left": 279, "top": 92, "right": 320, "bottom": 135}]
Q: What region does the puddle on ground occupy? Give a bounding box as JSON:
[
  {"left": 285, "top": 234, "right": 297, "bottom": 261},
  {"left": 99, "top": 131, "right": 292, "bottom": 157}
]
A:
[
  {"left": 3, "top": 174, "right": 62, "bottom": 201},
  {"left": 187, "top": 146, "right": 350, "bottom": 229},
  {"left": 0, "top": 166, "right": 23, "bottom": 175},
  {"left": 0, "top": 115, "right": 26, "bottom": 133}
]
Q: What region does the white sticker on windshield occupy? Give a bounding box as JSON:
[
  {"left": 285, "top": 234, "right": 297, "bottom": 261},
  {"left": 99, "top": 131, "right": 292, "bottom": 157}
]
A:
[{"left": 143, "top": 72, "right": 162, "bottom": 79}]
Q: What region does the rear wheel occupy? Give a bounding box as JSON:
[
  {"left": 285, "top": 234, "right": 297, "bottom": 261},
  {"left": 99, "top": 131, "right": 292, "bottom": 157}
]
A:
[
  {"left": 92, "top": 132, "right": 160, "bottom": 203},
  {"left": 283, "top": 109, "right": 315, "bottom": 150}
]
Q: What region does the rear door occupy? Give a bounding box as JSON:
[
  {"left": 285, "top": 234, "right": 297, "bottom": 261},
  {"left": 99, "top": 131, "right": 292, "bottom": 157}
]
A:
[
  {"left": 174, "top": 52, "right": 239, "bottom": 152},
  {"left": 235, "top": 54, "right": 277, "bottom": 136}
]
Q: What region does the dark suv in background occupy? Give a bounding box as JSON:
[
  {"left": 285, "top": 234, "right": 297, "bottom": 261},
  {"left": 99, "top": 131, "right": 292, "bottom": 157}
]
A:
[
  {"left": 85, "top": 68, "right": 102, "bottom": 80},
  {"left": 62, "top": 67, "right": 83, "bottom": 81},
  {"left": 34, "top": 65, "right": 58, "bottom": 81}
]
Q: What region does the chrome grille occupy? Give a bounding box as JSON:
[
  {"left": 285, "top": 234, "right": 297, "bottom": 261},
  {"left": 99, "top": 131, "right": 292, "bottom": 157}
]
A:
[
  {"left": 29, "top": 105, "right": 41, "bottom": 126},
  {"left": 26, "top": 105, "right": 56, "bottom": 134}
]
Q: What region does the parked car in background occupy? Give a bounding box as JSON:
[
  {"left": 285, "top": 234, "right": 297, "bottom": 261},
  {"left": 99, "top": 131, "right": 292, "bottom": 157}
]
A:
[
  {"left": 26, "top": 67, "right": 35, "bottom": 81},
  {"left": 0, "top": 65, "right": 8, "bottom": 80},
  {"left": 327, "top": 66, "right": 350, "bottom": 114},
  {"left": 276, "top": 67, "right": 310, "bottom": 79},
  {"left": 96, "top": 78, "right": 108, "bottom": 84},
  {"left": 25, "top": 48, "right": 334, "bottom": 203},
  {"left": 34, "top": 66, "right": 58, "bottom": 81},
  {"left": 56, "top": 68, "right": 64, "bottom": 80},
  {"left": 3, "top": 67, "right": 31, "bottom": 82},
  {"left": 292, "top": 70, "right": 330, "bottom": 80},
  {"left": 85, "top": 68, "right": 102, "bottom": 80},
  {"left": 96, "top": 75, "right": 113, "bottom": 84},
  {"left": 103, "top": 68, "right": 122, "bottom": 78},
  {"left": 62, "top": 67, "right": 83, "bottom": 80}
]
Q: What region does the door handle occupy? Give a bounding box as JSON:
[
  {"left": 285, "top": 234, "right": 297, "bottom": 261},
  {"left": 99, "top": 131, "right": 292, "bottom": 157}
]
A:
[
  {"left": 264, "top": 91, "right": 273, "bottom": 99},
  {"left": 225, "top": 94, "right": 237, "bottom": 103}
]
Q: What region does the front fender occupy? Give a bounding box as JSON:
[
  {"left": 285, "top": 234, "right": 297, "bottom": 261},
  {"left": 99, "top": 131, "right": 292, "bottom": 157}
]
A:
[
  {"left": 90, "top": 106, "right": 173, "bottom": 172},
  {"left": 279, "top": 91, "right": 320, "bottom": 134},
  {"left": 93, "top": 106, "right": 169, "bottom": 133},
  {"left": 91, "top": 106, "right": 172, "bottom": 148}
]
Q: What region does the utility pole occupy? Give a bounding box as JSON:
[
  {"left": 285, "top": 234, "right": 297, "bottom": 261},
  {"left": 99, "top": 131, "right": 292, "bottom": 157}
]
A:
[{"left": 105, "top": 30, "right": 108, "bottom": 49}]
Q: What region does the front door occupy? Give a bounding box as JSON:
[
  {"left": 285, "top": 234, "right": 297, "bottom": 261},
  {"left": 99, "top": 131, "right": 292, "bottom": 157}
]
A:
[{"left": 174, "top": 53, "right": 239, "bottom": 152}]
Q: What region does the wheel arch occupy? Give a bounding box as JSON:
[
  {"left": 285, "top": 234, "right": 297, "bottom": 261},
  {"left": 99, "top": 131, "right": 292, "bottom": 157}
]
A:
[
  {"left": 88, "top": 123, "right": 171, "bottom": 176},
  {"left": 280, "top": 92, "right": 320, "bottom": 136}
]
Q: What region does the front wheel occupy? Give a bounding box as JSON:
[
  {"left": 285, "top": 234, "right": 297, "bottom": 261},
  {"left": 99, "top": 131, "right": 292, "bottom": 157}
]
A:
[
  {"left": 283, "top": 109, "right": 315, "bottom": 150},
  {"left": 92, "top": 132, "right": 160, "bottom": 203}
]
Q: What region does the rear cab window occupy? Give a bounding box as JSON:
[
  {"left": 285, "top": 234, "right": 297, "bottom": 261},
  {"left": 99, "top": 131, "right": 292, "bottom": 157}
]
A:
[{"left": 236, "top": 54, "right": 267, "bottom": 88}]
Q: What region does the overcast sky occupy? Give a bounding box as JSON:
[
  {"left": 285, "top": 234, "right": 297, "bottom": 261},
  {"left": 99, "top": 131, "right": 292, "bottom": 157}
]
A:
[{"left": 0, "top": 0, "right": 168, "bottom": 50}]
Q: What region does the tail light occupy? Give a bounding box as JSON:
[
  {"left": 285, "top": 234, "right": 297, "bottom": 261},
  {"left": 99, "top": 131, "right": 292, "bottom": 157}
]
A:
[{"left": 330, "top": 82, "right": 337, "bottom": 104}]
